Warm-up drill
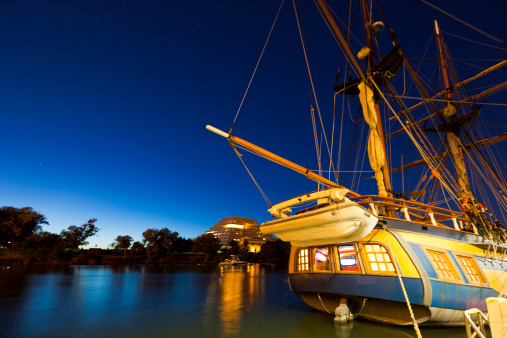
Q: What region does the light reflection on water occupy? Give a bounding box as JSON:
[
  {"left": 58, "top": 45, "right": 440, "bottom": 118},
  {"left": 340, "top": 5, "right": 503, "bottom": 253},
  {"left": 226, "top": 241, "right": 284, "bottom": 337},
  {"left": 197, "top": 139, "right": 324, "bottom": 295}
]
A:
[{"left": 0, "top": 264, "right": 469, "bottom": 337}]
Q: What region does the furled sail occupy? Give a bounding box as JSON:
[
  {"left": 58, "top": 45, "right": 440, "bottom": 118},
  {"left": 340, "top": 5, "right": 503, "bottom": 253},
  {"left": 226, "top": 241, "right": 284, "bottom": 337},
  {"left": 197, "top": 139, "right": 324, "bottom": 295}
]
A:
[{"left": 358, "top": 81, "right": 388, "bottom": 197}]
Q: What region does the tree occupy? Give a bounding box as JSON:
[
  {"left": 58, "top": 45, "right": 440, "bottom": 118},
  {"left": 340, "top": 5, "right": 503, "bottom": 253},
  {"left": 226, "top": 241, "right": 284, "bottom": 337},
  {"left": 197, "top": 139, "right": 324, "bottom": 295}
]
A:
[
  {"left": 60, "top": 218, "right": 99, "bottom": 249},
  {"left": 260, "top": 239, "right": 291, "bottom": 267},
  {"left": 193, "top": 233, "right": 222, "bottom": 256},
  {"left": 142, "top": 227, "right": 179, "bottom": 257},
  {"left": 172, "top": 236, "right": 194, "bottom": 253},
  {"left": 112, "top": 235, "right": 133, "bottom": 257},
  {"left": 0, "top": 206, "right": 49, "bottom": 251},
  {"left": 26, "top": 231, "right": 62, "bottom": 250},
  {"left": 159, "top": 228, "right": 178, "bottom": 253},
  {"left": 226, "top": 239, "right": 241, "bottom": 255},
  {"left": 241, "top": 239, "right": 250, "bottom": 253},
  {"left": 131, "top": 241, "right": 146, "bottom": 255}
]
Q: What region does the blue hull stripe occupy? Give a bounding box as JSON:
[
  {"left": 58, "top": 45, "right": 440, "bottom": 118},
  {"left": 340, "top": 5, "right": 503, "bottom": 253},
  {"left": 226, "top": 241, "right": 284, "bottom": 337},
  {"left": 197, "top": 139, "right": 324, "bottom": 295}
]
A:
[
  {"left": 289, "top": 273, "right": 424, "bottom": 304},
  {"left": 429, "top": 280, "right": 495, "bottom": 311}
]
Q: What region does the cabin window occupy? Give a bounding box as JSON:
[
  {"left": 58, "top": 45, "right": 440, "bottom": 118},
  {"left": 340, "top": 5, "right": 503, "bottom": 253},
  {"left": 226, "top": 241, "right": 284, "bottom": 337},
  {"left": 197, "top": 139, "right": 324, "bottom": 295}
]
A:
[
  {"left": 425, "top": 249, "right": 461, "bottom": 282},
  {"left": 362, "top": 244, "right": 396, "bottom": 274},
  {"left": 455, "top": 254, "right": 487, "bottom": 285},
  {"left": 337, "top": 245, "right": 360, "bottom": 272},
  {"left": 313, "top": 246, "right": 331, "bottom": 272},
  {"left": 296, "top": 248, "right": 309, "bottom": 272}
]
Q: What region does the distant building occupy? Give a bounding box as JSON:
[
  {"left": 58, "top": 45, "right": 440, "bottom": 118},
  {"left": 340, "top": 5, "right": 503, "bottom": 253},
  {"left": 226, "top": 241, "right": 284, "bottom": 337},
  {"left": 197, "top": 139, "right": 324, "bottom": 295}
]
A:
[{"left": 205, "top": 216, "right": 274, "bottom": 252}]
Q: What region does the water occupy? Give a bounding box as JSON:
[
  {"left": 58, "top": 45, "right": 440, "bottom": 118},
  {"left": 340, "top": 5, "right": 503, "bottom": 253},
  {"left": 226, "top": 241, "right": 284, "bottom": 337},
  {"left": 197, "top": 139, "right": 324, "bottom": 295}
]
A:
[{"left": 0, "top": 264, "right": 470, "bottom": 337}]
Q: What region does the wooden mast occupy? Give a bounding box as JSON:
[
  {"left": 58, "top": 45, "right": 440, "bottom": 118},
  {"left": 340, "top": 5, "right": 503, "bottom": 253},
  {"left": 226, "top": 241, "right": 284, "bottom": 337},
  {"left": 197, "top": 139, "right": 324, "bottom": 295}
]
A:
[
  {"left": 315, "top": 0, "right": 391, "bottom": 200},
  {"left": 435, "top": 20, "right": 471, "bottom": 199},
  {"left": 206, "top": 125, "right": 361, "bottom": 198},
  {"left": 360, "top": 0, "right": 392, "bottom": 198},
  {"left": 388, "top": 60, "right": 507, "bottom": 122}
]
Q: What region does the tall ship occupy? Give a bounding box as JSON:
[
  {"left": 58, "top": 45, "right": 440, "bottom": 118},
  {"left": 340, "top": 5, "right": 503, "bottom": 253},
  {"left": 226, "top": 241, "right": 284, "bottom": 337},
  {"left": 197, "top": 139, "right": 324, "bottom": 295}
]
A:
[{"left": 207, "top": 0, "right": 507, "bottom": 326}]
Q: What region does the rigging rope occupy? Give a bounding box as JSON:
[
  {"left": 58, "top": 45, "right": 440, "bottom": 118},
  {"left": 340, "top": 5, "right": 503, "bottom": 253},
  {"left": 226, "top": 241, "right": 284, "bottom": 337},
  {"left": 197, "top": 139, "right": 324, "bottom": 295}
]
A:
[
  {"left": 373, "top": 80, "right": 461, "bottom": 202},
  {"left": 293, "top": 0, "right": 339, "bottom": 183},
  {"left": 229, "top": 0, "right": 285, "bottom": 134},
  {"left": 231, "top": 145, "right": 272, "bottom": 207},
  {"left": 335, "top": 0, "right": 354, "bottom": 183},
  {"left": 420, "top": 0, "right": 504, "bottom": 44},
  {"left": 390, "top": 96, "right": 507, "bottom": 107}
]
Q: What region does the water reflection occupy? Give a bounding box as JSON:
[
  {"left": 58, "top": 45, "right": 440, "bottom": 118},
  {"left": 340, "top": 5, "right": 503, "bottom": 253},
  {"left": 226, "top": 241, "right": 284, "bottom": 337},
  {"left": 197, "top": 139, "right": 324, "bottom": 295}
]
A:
[
  {"left": 0, "top": 265, "right": 470, "bottom": 337},
  {"left": 208, "top": 264, "right": 263, "bottom": 337}
]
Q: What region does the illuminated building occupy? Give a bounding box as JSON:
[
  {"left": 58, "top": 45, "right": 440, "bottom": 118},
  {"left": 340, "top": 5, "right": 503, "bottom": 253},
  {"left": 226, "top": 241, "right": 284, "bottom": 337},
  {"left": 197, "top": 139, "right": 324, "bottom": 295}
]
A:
[{"left": 205, "top": 216, "right": 274, "bottom": 252}]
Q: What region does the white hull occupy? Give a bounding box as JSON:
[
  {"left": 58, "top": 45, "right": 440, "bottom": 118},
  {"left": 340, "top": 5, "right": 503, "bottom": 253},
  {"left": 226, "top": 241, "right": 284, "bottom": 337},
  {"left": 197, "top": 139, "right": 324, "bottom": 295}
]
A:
[{"left": 260, "top": 201, "right": 378, "bottom": 247}]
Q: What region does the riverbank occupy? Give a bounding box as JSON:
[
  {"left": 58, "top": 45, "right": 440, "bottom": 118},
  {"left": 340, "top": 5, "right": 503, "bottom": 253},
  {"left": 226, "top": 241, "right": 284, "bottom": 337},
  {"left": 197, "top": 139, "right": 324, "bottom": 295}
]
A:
[
  {"left": 0, "top": 248, "right": 288, "bottom": 267},
  {"left": 0, "top": 252, "right": 225, "bottom": 266}
]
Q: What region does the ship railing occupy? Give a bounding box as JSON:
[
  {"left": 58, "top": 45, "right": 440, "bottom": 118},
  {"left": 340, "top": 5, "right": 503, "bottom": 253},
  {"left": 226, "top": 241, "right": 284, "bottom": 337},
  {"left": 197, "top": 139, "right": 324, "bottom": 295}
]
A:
[
  {"left": 463, "top": 308, "right": 489, "bottom": 338},
  {"left": 348, "top": 195, "right": 468, "bottom": 230}
]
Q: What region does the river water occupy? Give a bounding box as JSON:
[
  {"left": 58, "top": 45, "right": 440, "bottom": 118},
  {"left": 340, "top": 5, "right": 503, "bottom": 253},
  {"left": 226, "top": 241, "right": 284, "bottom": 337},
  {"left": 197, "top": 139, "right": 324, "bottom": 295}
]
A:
[{"left": 0, "top": 264, "right": 470, "bottom": 337}]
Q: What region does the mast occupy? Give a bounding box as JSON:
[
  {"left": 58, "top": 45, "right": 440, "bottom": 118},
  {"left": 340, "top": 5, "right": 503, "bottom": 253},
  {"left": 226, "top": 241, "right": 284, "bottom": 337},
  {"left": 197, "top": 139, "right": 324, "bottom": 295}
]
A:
[
  {"left": 315, "top": 0, "right": 391, "bottom": 199},
  {"left": 206, "top": 125, "right": 361, "bottom": 198},
  {"left": 435, "top": 20, "right": 471, "bottom": 199},
  {"left": 360, "top": 0, "right": 392, "bottom": 198}
]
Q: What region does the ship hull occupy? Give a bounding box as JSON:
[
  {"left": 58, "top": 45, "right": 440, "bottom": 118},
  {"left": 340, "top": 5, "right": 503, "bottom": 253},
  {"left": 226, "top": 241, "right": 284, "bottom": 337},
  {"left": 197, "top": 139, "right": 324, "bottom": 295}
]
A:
[{"left": 287, "top": 217, "right": 507, "bottom": 325}]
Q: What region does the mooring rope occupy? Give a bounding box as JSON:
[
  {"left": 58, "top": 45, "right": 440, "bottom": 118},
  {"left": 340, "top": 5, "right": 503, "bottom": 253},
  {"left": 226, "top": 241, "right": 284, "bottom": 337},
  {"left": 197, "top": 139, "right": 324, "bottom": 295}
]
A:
[{"left": 382, "top": 226, "right": 423, "bottom": 338}]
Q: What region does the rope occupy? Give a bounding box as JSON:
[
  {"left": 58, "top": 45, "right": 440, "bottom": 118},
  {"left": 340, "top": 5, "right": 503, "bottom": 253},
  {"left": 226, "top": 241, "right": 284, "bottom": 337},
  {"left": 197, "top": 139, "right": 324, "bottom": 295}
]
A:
[
  {"left": 293, "top": 0, "right": 338, "bottom": 183},
  {"left": 231, "top": 144, "right": 272, "bottom": 207},
  {"left": 382, "top": 226, "right": 422, "bottom": 338},
  {"left": 372, "top": 80, "right": 460, "bottom": 201},
  {"left": 420, "top": 0, "right": 504, "bottom": 44},
  {"left": 354, "top": 298, "right": 368, "bottom": 317},
  {"left": 229, "top": 0, "right": 285, "bottom": 134},
  {"left": 317, "top": 293, "right": 332, "bottom": 314},
  {"left": 311, "top": 105, "right": 323, "bottom": 181},
  {"left": 389, "top": 95, "right": 507, "bottom": 106}
]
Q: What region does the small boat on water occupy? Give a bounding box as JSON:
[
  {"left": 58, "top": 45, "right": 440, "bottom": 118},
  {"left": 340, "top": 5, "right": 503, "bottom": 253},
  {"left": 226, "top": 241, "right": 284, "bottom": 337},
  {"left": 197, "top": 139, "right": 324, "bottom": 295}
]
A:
[
  {"left": 219, "top": 258, "right": 249, "bottom": 266},
  {"left": 208, "top": 0, "right": 507, "bottom": 327}
]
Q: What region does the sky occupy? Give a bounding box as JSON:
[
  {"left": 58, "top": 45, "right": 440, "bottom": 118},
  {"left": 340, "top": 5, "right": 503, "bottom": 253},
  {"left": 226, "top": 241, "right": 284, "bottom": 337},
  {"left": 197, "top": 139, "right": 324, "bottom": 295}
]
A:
[{"left": 1, "top": 0, "right": 506, "bottom": 248}]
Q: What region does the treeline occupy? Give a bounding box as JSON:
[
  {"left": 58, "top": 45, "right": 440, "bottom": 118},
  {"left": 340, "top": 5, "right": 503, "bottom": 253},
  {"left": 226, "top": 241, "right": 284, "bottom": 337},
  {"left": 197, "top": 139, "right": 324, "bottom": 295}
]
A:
[
  {"left": 0, "top": 206, "right": 291, "bottom": 267},
  {"left": 0, "top": 206, "right": 98, "bottom": 253}
]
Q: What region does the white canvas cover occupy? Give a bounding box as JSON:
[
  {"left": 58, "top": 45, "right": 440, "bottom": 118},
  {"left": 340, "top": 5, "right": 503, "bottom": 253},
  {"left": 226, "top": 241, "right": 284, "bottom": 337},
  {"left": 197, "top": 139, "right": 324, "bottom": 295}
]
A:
[{"left": 358, "top": 81, "right": 387, "bottom": 197}]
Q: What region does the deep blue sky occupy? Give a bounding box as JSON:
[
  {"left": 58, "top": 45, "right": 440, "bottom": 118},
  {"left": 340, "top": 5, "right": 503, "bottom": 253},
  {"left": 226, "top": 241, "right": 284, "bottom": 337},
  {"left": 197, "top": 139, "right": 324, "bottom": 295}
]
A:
[{"left": 1, "top": 0, "right": 506, "bottom": 248}]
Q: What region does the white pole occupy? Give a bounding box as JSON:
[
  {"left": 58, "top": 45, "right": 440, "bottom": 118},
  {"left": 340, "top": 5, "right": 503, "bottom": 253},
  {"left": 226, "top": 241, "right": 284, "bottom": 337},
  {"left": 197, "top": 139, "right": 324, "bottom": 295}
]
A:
[{"left": 206, "top": 125, "right": 230, "bottom": 139}]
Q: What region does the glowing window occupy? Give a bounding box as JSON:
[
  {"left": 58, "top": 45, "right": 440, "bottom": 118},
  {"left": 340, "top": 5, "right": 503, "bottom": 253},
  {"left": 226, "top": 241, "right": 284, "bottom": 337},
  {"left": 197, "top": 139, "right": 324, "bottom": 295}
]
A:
[
  {"left": 296, "top": 248, "right": 309, "bottom": 272},
  {"left": 363, "top": 244, "right": 395, "bottom": 274},
  {"left": 456, "top": 255, "right": 487, "bottom": 285},
  {"left": 426, "top": 249, "right": 460, "bottom": 281},
  {"left": 337, "top": 245, "right": 360, "bottom": 272},
  {"left": 314, "top": 247, "right": 331, "bottom": 272}
]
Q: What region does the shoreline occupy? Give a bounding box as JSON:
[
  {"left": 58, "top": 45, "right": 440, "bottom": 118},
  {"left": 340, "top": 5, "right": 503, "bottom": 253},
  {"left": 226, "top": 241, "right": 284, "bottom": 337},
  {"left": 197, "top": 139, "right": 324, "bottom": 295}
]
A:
[{"left": 0, "top": 253, "right": 225, "bottom": 266}]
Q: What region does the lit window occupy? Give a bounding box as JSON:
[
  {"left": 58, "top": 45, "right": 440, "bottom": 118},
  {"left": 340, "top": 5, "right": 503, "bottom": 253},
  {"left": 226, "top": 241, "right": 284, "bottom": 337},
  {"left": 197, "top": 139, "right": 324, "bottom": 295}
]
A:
[
  {"left": 426, "top": 249, "right": 461, "bottom": 281},
  {"left": 296, "top": 248, "right": 309, "bottom": 272},
  {"left": 314, "top": 247, "right": 331, "bottom": 272},
  {"left": 456, "top": 254, "right": 487, "bottom": 285},
  {"left": 363, "top": 244, "right": 396, "bottom": 274},
  {"left": 337, "top": 245, "right": 360, "bottom": 272}
]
